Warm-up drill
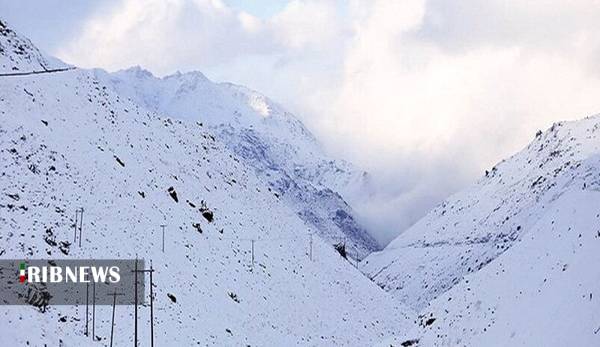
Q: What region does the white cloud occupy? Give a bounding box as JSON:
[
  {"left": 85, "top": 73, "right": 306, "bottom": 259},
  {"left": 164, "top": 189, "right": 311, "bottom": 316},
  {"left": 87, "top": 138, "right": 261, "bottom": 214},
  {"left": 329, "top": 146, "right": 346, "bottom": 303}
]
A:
[
  {"left": 55, "top": 0, "right": 600, "bottom": 244},
  {"left": 270, "top": 0, "right": 342, "bottom": 49},
  {"left": 318, "top": 0, "right": 600, "bottom": 243},
  {"left": 59, "top": 0, "right": 271, "bottom": 74}
]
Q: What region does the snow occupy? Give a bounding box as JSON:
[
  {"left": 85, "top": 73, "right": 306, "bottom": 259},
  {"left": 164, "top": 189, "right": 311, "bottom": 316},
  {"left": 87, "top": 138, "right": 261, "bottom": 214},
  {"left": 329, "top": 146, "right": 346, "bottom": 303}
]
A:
[
  {"left": 0, "top": 19, "right": 67, "bottom": 73},
  {"left": 410, "top": 183, "right": 600, "bottom": 345},
  {"left": 0, "top": 23, "right": 413, "bottom": 346},
  {"left": 104, "top": 66, "right": 380, "bottom": 257},
  {"left": 364, "top": 116, "right": 600, "bottom": 345},
  {"left": 3, "top": 16, "right": 599, "bottom": 347}
]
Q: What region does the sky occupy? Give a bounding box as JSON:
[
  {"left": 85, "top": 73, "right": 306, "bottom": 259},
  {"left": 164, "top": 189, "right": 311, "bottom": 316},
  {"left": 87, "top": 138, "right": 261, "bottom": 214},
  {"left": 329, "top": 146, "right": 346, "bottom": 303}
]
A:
[{"left": 2, "top": 0, "right": 600, "bottom": 245}]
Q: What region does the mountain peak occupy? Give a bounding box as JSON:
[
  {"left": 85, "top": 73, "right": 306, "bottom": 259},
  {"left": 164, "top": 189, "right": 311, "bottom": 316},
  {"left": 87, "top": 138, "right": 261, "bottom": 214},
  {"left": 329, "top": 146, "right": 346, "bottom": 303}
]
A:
[
  {"left": 117, "top": 65, "right": 156, "bottom": 79},
  {"left": 164, "top": 69, "right": 209, "bottom": 83}
]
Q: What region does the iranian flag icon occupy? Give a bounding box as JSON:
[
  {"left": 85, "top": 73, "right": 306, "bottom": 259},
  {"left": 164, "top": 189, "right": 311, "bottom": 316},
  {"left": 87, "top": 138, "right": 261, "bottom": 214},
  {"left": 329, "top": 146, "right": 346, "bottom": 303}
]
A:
[{"left": 19, "top": 262, "right": 26, "bottom": 283}]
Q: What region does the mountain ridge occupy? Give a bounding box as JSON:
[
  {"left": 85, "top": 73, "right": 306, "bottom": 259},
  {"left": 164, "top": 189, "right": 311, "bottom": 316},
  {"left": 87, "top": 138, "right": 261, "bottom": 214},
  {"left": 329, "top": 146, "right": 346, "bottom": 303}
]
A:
[{"left": 104, "top": 65, "right": 380, "bottom": 257}]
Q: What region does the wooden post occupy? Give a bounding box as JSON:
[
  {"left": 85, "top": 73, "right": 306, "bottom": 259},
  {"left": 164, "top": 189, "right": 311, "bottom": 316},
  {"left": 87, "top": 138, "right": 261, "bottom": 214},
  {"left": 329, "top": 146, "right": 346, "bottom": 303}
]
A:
[{"left": 309, "top": 234, "right": 313, "bottom": 261}]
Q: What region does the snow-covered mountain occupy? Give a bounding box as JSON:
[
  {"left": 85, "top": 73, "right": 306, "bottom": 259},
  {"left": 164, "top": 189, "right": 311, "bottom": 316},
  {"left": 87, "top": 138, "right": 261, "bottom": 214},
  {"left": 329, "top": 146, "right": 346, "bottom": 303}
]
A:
[
  {"left": 5, "top": 15, "right": 598, "bottom": 346},
  {"left": 102, "top": 66, "right": 379, "bottom": 258},
  {"left": 363, "top": 116, "right": 600, "bottom": 345},
  {"left": 0, "top": 21, "right": 413, "bottom": 346},
  {"left": 0, "top": 19, "right": 67, "bottom": 73}
]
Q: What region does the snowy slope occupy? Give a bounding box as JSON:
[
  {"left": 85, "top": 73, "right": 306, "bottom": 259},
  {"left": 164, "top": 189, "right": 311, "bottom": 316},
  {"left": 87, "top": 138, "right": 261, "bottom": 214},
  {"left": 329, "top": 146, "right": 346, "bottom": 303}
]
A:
[
  {"left": 401, "top": 171, "right": 600, "bottom": 346},
  {"left": 364, "top": 116, "right": 600, "bottom": 345},
  {"left": 0, "top": 19, "right": 66, "bottom": 73},
  {"left": 0, "top": 24, "right": 413, "bottom": 346},
  {"left": 104, "top": 66, "right": 379, "bottom": 258}
]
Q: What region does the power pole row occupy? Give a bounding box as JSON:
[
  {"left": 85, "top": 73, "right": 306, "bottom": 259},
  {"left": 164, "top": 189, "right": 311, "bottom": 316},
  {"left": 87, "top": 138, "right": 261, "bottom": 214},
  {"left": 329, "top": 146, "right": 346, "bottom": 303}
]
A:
[
  {"left": 247, "top": 234, "right": 316, "bottom": 268},
  {"left": 83, "top": 259, "right": 157, "bottom": 346}
]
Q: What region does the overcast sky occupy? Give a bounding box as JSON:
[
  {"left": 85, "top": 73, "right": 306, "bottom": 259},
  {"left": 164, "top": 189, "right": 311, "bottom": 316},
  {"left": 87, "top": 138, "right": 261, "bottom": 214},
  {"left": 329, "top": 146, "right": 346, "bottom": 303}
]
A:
[{"left": 3, "top": 0, "right": 600, "bottom": 244}]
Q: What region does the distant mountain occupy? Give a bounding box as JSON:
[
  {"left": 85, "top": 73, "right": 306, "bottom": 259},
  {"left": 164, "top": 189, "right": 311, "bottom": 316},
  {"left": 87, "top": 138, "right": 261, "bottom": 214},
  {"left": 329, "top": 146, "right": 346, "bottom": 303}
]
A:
[
  {"left": 0, "top": 20, "right": 412, "bottom": 345},
  {"left": 103, "top": 66, "right": 380, "bottom": 257},
  {"left": 363, "top": 115, "right": 600, "bottom": 345}
]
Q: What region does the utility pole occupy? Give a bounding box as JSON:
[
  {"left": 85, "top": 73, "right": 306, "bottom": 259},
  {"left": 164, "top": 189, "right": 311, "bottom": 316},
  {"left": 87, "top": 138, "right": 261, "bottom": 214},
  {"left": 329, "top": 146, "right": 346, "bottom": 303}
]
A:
[
  {"left": 78, "top": 208, "right": 84, "bottom": 247},
  {"left": 309, "top": 233, "right": 313, "bottom": 261},
  {"left": 160, "top": 225, "right": 166, "bottom": 253},
  {"left": 251, "top": 239, "right": 255, "bottom": 269},
  {"left": 74, "top": 210, "right": 78, "bottom": 244},
  {"left": 133, "top": 258, "right": 138, "bottom": 347},
  {"left": 107, "top": 290, "right": 125, "bottom": 347},
  {"left": 85, "top": 281, "right": 89, "bottom": 337},
  {"left": 149, "top": 261, "right": 154, "bottom": 347},
  {"left": 92, "top": 280, "right": 96, "bottom": 340},
  {"left": 133, "top": 260, "right": 156, "bottom": 347}
]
